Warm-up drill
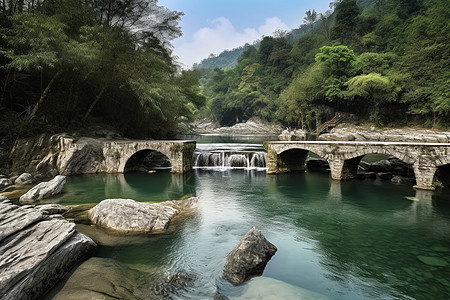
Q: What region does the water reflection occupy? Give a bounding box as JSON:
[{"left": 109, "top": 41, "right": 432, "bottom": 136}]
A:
[{"left": 47, "top": 169, "right": 450, "bottom": 299}]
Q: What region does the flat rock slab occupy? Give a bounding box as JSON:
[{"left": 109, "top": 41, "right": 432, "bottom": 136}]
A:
[
  {"left": 88, "top": 197, "right": 198, "bottom": 234},
  {"left": 47, "top": 257, "right": 196, "bottom": 300},
  {"left": 223, "top": 227, "right": 277, "bottom": 284},
  {"left": 0, "top": 201, "right": 96, "bottom": 300},
  {"left": 19, "top": 175, "right": 66, "bottom": 204},
  {"left": 37, "top": 204, "right": 71, "bottom": 215}
]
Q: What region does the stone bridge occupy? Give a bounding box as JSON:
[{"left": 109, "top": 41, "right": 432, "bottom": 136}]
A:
[
  {"left": 264, "top": 141, "right": 450, "bottom": 190},
  {"left": 101, "top": 140, "right": 196, "bottom": 173}
]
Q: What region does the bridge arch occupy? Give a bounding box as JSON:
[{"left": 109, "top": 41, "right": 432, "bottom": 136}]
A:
[
  {"left": 267, "top": 145, "right": 329, "bottom": 174},
  {"left": 264, "top": 141, "right": 450, "bottom": 190},
  {"left": 122, "top": 149, "right": 172, "bottom": 173}
]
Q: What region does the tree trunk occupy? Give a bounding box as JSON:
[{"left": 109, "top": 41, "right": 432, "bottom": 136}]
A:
[
  {"left": 28, "top": 69, "right": 63, "bottom": 119},
  {"left": 83, "top": 85, "right": 106, "bottom": 122}
]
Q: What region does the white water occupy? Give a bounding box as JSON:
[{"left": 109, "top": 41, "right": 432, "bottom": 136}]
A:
[{"left": 194, "top": 143, "right": 267, "bottom": 169}]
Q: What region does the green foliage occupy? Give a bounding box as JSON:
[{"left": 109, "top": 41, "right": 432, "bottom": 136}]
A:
[
  {"left": 198, "top": 0, "right": 449, "bottom": 129},
  {"left": 0, "top": 0, "right": 204, "bottom": 150}
]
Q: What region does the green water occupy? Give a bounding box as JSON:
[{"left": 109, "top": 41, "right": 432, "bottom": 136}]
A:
[{"left": 48, "top": 168, "right": 450, "bottom": 300}]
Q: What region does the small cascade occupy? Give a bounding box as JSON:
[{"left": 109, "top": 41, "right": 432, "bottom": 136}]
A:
[{"left": 194, "top": 151, "right": 266, "bottom": 169}]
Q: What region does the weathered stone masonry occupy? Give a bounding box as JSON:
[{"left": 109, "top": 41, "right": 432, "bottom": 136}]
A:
[
  {"left": 264, "top": 141, "right": 450, "bottom": 191},
  {"left": 11, "top": 135, "right": 196, "bottom": 176}
]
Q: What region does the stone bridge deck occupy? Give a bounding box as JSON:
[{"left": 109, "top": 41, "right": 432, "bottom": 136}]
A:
[{"left": 264, "top": 141, "right": 450, "bottom": 190}]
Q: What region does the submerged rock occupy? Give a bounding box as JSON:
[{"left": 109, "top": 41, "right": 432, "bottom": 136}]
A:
[
  {"left": 417, "top": 256, "right": 449, "bottom": 267},
  {"left": 227, "top": 277, "right": 330, "bottom": 300},
  {"left": 19, "top": 175, "right": 66, "bottom": 204},
  {"left": 47, "top": 257, "right": 165, "bottom": 300},
  {"left": 223, "top": 227, "right": 277, "bottom": 284},
  {"left": 0, "top": 201, "right": 96, "bottom": 300},
  {"left": 14, "top": 173, "right": 36, "bottom": 185},
  {"left": 88, "top": 197, "right": 198, "bottom": 234}
]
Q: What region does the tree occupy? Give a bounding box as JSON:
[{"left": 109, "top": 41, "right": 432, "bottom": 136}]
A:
[
  {"left": 1, "top": 13, "right": 70, "bottom": 118},
  {"left": 331, "top": 0, "right": 359, "bottom": 42},
  {"left": 345, "top": 73, "right": 394, "bottom": 122},
  {"left": 277, "top": 64, "right": 325, "bottom": 130},
  {"left": 303, "top": 9, "right": 318, "bottom": 30}
]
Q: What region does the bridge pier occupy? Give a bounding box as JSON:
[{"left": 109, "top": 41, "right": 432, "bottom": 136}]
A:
[
  {"left": 329, "top": 157, "right": 362, "bottom": 180},
  {"left": 413, "top": 163, "right": 437, "bottom": 191},
  {"left": 264, "top": 141, "right": 450, "bottom": 191}
]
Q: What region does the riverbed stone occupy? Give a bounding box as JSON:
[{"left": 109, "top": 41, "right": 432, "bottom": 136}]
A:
[
  {"left": 0, "top": 178, "right": 13, "bottom": 190},
  {"left": 417, "top": 256, "right": 449, "bottom": 267},
  {"left": 37, "top": 203, "right": 70, "bottom": 215},
  {"left": 14, "top": 172, "right": 36, "bottom": 185},
  {"left": 88, "top": 197, "right": 198, "bottom": 234},
  {"left": 19, "top": 175, "right": 66, "bottom": 204},
  {"left": 223, "top": 227, "right": 277, "bottom": 284},
  {"left": 0, "top": 201, "right": 96, "bottom": 300},
  {"left": 47, "top": 257, "right": 165, "bottom": 300},
  {"left": 227, "top": 277, "right": 330, "bottom": 300}
]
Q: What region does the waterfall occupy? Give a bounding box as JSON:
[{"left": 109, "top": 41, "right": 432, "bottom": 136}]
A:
[{"left": 194, "top": 151, "right": 266, "bottom": 169}]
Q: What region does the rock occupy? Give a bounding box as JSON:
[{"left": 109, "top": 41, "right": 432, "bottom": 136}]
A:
[
  {"left": 227, "top": 277, "right": 330, "bottom": 300},
  {"left": 0, "top": 178, "right": 13, "bottom": 190},
  {"left": 0, "top": 174, "right": 6, "bottom": 179},
  {"left": 223, "top": 227, "right": 277, "bottom": 284},
  {"left": 185, "top": 117, "right": 283, "bottom": 135},
  {"left": 156, "top": 272, "right": 197, "bottom": 298},
  {"left": 9, "top": 175, "right": 19, "bottom": 183},
  {"left": 319, "top": 124, "right": 450, "bottom": 143},
  {"left": 37, "top": 204, "right": 70, "bottom": 215},
  {"left": 14, "top": 173, "right": 36, "bottom": 185},
  {"left": 358, "top": 172, "right": 377, "bottom": 180},
  {"left": 378, "top": 172, "right": 393, "bottom": 180},
  {"left": 47, "top": 257, "right": 165, "bottom": 300},
  {"left": 417, "top": 256, "right": 449, "bottom": 267},
  {"left": 278, "top": 129, "right": 306, "bottom": 141},
  {"left": 369, "top": 160, "right": 392, "bottom": 173},
  {"left": 88, "top": 197, "right": 198, "bottom": 234},
  {"left": 306, "top": 158, "right": 330, "bottom": 173},
  {"left": 0, "top": 201, "right": 96, "bottom": 300},
  {"left": 19, "top": 175, "right": 66, "bottom": 204},
  {"left": 0, "top": 195, "right": 9, "bottom": 202}
]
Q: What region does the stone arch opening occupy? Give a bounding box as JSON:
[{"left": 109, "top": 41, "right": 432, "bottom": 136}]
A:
[
  {"left": 344, "top": 153, "right": 416, "bottom": 184},
  {"left": 305, "top": 151, "right": 330, "bottom": 174},
  {"left": 275, "top": 148, "right": 329, "bottom": 174},
  {"left": 124, "top": 149, "right": 172, "bottom": 173},
  {"left": 434, "top": 164, "right": 450, "bottom": 188}
]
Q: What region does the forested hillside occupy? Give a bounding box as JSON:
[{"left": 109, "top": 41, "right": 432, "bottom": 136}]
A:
[
  {"left": 199, "top": 0, "right": 449, "bottom": 131},
  {"left": 0, "top": 0, "right": 205, "bottom": 171}
]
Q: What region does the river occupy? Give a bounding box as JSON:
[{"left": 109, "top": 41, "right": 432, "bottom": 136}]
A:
[{"left": 45, "top": 135, "right": 450, "bottom": 299}]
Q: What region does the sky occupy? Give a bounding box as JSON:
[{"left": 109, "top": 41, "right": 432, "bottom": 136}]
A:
[{"left": 159, "top": 0, "right": 333, "bottom": 68}]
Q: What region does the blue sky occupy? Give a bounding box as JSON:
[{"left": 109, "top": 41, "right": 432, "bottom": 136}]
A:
[{"left": 159, "top": 0, "right": 333, "bottom": 67}]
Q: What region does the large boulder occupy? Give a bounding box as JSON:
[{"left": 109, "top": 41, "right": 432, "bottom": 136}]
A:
[
  {"left": 19, "top": 175, "right": 66, "bottom": 204},
  {"left": 14, "top": 173, "right": 36, "bottom": 185},
  {"left": 223, "top": 227, "right": 277, "bottom": 285},
  {"left": 0, "top": 201, "right": 96, "bottom": 300},
  {"left": 88, "top": 197, "right": 198, "bottom": 234}
]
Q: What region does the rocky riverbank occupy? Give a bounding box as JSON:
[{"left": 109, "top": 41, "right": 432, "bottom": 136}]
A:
[
  {"left": 0, "top": 199, "right": 96, "bottom": 300},
  {"left": 183, "top": 117, "right": 283, "bottom": 135},
  {"left": 319, "top": 124, "right": 450, "bottom": 142}
]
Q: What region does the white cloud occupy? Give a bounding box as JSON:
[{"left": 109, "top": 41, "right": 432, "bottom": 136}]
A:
[{"left": 173, "top": 17, "right": 289, "bottom": 68}]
